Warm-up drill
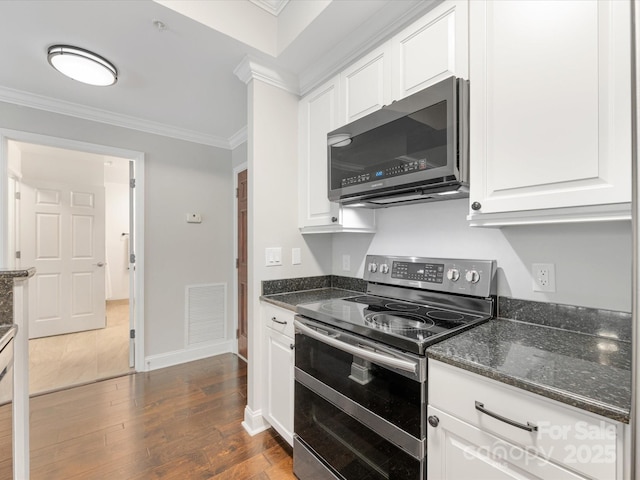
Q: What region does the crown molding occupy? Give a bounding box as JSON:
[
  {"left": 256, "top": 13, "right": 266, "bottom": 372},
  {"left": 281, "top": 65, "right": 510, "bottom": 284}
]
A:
[
  {"left": 233, "top": 55, "right": 299, "bottom": 95},
  {"left": 298, "top": 0, "right": 438, "bottom": 96},
  {"left": 0, "top": 85, "right": 233, "bottom": 149},
  {"left": 249, "top": 0, "right": 290, "bottom": 16},
  {"left": 228, "top": 126, "right": 247, "bottom": 149}
]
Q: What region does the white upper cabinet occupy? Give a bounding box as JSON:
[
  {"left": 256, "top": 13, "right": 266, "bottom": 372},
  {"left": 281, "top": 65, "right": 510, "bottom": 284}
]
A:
[
  {"left": 468, "top": 0, "right": 632, "bottom": 226},
  {"left": 392, "top": 0, "right": 469, "bottom": 99},
  {"left": 298, "top": 76, "right": 376, "bottom": 233},
  {"left": 298, "top": 0, "right": 469, "bottom": 232},
  {"left": 341, "top": 44, "right": 393, "bottom": 124}
]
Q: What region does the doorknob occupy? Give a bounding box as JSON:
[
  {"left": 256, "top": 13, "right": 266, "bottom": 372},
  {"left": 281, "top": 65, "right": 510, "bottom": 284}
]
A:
[{"left": 94, "top": 262, "right": 106, "bottom": 267}]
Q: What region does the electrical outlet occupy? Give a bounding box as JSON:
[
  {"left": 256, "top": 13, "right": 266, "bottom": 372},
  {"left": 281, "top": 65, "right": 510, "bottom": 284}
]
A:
[
  {"left": 342, "top": 254, "right": 350, "bottom": 272},
  {"left": 532, "top": 263, "right": 556, "bottom": 292},
  {"left": 292, "top": 248, "right": 301, "bottom": 265}
]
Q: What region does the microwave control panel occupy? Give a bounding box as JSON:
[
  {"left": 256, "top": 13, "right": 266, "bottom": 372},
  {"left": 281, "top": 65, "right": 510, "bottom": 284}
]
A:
[{"left": 339, "top": 159, "right": 427, "bottom": 187}]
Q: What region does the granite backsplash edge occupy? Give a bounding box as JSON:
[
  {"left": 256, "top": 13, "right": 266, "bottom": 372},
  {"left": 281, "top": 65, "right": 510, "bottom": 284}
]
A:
[
  {"left": 498, "top": 296, "right": 631, "bottom": 343},
  {"left": 262, "top": 275, "right": 367, "bottom": 296}
]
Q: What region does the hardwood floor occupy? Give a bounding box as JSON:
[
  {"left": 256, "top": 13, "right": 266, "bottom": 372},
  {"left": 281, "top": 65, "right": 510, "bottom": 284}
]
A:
[{"left": 0, "top": 353, "right": 296, "bottom": 479}]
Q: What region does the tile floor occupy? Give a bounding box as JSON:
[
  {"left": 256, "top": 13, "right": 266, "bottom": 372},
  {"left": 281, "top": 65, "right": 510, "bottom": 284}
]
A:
[{"left": 29, "top": 299, "right": 132, "bottom": 395}]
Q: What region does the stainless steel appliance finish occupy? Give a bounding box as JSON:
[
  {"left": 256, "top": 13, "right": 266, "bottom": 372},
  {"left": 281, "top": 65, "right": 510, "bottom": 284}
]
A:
[
  {"left": 293, "top": 255, "right": 496, "bottom": 480},
  {"left": 327, "top": 76, "right": 469, "bottom": 208}
]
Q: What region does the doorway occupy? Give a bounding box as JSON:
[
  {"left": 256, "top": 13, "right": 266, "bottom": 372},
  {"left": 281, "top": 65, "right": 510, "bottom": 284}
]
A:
[
  {"left": 0, "top": 130, "right": 145, "bottom": 393},
  {"left": 237, "top": 168, "right": 248, "bottom": 361}
]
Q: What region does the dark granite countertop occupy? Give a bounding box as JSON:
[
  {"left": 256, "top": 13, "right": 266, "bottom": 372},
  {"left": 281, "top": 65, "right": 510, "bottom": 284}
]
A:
[
  {"left": 427, "top": 318, "right": 631, "bottom": 423},
  {"left": 260, "top": 288, "right": 360, "bottom": 312},
  {"left": 0, "top": 325, "right": 16, "bottom": 352}
]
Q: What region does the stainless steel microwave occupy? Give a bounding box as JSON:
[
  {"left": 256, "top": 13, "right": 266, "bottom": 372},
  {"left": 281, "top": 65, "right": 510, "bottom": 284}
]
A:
[{"left": 327, "top": 76, "right": 469, "bottom": 208}]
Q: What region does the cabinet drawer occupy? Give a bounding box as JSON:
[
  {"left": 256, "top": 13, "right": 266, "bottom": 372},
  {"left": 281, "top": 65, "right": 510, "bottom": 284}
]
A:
[
  {"left": 263, "top": 304, "right": 295, "bottom": 339},
  {"left": 428, "top": 360, "right": 621, "bottom": 480}
]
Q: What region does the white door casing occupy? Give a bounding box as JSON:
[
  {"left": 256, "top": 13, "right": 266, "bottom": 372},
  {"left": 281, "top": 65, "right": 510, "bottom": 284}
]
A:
[{"left": 22, "top": 180, "right": 106, "bottom": 338}]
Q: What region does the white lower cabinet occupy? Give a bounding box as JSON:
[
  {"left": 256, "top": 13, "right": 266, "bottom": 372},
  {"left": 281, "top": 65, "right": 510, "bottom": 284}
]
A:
[
  {"left": 263, "top": 303, "right": 295, "bottom": 446},
  {"left": 428, "top": 360, "right": 628, "bottom": 480},
  {"left": 428, "top": 406, "right": 588, "bottom": 480}
]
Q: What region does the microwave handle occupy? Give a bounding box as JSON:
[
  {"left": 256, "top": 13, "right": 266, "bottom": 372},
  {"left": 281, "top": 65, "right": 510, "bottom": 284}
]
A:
[{"left": 294, "top": 320, "right": 417, "bottom": 374}]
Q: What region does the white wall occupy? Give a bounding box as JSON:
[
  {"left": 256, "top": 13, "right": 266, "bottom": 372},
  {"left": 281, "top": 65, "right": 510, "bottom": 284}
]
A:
[
  {"left": 232, "top": 141, "right": 247, "bottom": 170},
  {"left": 333, "top": 199, "right": 632, "bottom": 312},
  {"left": 0, "top": 101, "right": 234, "bottom": 360},
  {"left": 20, "top": 147, "right": 104, "bottom": 185},
  {"left": 245, "top": 78, "right": 332, "bottom": 429},
  {"left": 104, "top": 160, "right": 130, "bottom": 300}
]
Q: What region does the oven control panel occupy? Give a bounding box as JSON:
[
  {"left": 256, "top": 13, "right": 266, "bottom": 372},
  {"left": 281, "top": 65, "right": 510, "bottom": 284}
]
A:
[{"left": 365, "top": 255, "right": 496, "bottom": 297}]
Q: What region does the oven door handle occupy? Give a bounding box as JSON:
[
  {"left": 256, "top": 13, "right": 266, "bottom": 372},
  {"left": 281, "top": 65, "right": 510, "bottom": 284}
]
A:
[{"left": 294, "top": 320, "right": 417, "bottom": 374}]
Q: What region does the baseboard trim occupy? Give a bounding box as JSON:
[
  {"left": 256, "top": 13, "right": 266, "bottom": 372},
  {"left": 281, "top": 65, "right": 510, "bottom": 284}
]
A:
[
  {"left": 242, "top": 405, "right": 270, "bottom": 436},
  {"left": 144, "top": 341, "right": 234, "bottom": 371}
]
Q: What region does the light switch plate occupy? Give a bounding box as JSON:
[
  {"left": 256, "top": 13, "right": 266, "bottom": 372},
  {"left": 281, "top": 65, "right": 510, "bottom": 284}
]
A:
[
  {"left": 265, "top": 247, "right": 282, "bottom": 266},
  {"left": 292, "top": 248, "right": 301, "bottom": 265}
]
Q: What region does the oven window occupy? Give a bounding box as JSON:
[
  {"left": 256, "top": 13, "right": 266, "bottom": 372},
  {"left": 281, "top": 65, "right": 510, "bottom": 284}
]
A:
[
  {"left": 295, "top": 332, "right": 424, "bottom": 439},
  {"left": 295, "top": 382, "right": 422, "bottom": 480}
]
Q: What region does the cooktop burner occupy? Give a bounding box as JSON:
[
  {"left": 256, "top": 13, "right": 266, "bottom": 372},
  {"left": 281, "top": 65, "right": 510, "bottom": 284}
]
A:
[
  {"left": 364, "top": 312, "right": 436, "bottom": 333},
  {"left": 297, "top": 294, "right": 490, "bottom": 354}
]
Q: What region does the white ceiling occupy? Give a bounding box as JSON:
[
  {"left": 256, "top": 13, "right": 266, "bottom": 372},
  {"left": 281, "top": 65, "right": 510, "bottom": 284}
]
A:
[{"left": 0, "top": 0, "right": 433, "bottom": 149}]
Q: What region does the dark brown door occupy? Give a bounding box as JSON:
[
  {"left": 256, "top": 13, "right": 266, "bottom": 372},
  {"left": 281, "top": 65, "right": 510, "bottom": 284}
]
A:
[{"left": 237, "top": 169, "right": 248, "bottom": 361}]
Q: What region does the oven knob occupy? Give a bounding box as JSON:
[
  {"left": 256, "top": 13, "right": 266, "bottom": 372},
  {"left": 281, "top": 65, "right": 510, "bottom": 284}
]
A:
[
  {"left": 428, "top": 415, "right": 440, "bottom": 428},
  {"left": 465, "top": 270, "right": 480, "bottom": 284},
  {"left": 368, "top": 262, "right": 378, "bottom": 273},
  {"left": 446, "top": 268, "right": 460, "bottom": 282},
  {"left": 380, "top": 264, "right": 389, "bottom": 274}
]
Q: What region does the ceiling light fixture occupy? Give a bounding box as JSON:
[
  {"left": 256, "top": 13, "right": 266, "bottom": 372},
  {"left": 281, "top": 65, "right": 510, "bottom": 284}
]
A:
[{"left": 47, "top": 45, "right": 118, "bottom": 86}]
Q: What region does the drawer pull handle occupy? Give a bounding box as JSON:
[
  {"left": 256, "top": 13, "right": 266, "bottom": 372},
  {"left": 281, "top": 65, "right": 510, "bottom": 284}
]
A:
[
  {"left": 475, "top": 401, "right": 538, "bottom": 432},
  {"left": 271, "top": 317, "right": 287, "bottom": 325}
]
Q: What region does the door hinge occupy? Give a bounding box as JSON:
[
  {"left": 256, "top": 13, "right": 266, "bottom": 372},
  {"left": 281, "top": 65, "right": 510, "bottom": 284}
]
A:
[
  {"left": 235, "top": 187, "right": 238, "bottom": 198},
  {"left": 130, "top": 178, "right": 136, "bottom": 188},
  {"left": 235, "top": 258, "right": 239, "bottom": 268},
  {"left": 14, "top": 192, "right": 20, "bottom": 200},
  {"left": 15, "top": 251, "right": 20, "bottom": 259},
  {"left": 130, "top": 253, "right": 136, "bottom": 264},
  {"left": 130, "top": 329, "right": 135, "bottom": 339},
  {"left": 236, "top": 328, "right": 239, "bottom": 339}
]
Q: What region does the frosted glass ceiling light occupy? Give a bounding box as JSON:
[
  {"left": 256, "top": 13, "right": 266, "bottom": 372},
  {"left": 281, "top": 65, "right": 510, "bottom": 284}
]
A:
[{"left": 47, "top": 45, "right": 118, "bottom": 86}]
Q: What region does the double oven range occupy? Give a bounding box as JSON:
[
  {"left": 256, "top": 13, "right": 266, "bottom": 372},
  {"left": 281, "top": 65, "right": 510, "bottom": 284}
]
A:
[{"left": 293, "top": 255, "right": 496, "bottom": 480}]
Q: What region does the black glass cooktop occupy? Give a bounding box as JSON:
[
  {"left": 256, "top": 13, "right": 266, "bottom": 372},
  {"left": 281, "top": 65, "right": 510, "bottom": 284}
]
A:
[{"left": 296, "top": 295, "right": 489, "bottom": 355}]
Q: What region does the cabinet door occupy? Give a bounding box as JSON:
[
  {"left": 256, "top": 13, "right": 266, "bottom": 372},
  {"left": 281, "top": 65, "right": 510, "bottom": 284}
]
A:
[
  {"left": 266, "top": 327, "right": 294, "bottom": 446},
  {"left": 298, "top": 78, "right": 376, "bottom": 233},
  {"left": 427, "top": 406, "right": 588, "bottom": 480},
  {"left": 468, "top": 0, "right": 631, "bottom": 225},
  {"left": 341, "top": 44, "right": 392, "bottom": 124},
  {"left": 392, "top": 0, "right": 469, "bottom": 100},
  {"left": 298, "top": 76, "right": 341, "bottom": 229}
]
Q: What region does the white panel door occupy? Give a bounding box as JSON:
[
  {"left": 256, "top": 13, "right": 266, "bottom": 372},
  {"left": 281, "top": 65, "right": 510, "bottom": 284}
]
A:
[{"left": 22, "top": 181, "right": 106, "bottom": 338}]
